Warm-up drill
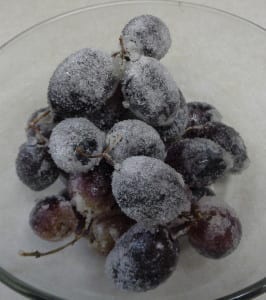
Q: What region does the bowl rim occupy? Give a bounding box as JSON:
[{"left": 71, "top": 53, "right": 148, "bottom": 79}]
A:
[{"left": 0, "top": 1, "right": 265, "bottom": 299}]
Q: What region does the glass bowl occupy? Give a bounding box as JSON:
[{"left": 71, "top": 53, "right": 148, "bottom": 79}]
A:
[{"left": 0, "top": 1, "right": 265, "bottom": 299}]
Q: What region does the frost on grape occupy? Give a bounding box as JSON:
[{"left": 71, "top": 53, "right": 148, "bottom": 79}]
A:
[
  {"left": 106, "top": 119, "right": 166, "bottom": 163},
  {"left": 112, "top": 156, "right": 190, "bottom": 225},
  {"left": 48, "top": 48, "right": 118, "bottom": 118},
  {"left": 49, "top": 118, "right": 105, "bottom": 173},
  {"left": 105, "top": 224, "right": 179, "bottom": 291},
  {"left": 122, "top": 14, "right": 172, "bottom": 60},
  {"left": 122, "top": 56, "right": 180, "bottom": 127}
]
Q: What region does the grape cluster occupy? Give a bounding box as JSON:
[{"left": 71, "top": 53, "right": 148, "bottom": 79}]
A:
[{"left": 16, "top": 14, "right": 249, "bottom": 293}]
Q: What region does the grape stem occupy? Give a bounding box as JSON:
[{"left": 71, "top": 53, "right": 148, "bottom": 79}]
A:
[
  {"left": 19, "top": 235, "right": 81, "bottom": 258},
  {"left": 27, "top": 108, "right": 51, "bottom": 145},
  {"left": 27, "top": 109, "right": 51, "bottom": 129},
  {"left": 111, "top": 36, "right": 130, "bottom": 62},
  {"left": 19, "top": 221, "right": 93, "bottom": 259},
  {"left": 75, "top": 135, "right": 122, "bottom": 167}
]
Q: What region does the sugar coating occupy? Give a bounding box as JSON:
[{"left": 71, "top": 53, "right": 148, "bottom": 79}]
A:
[
  {"left": 122, "top": 56, "right": 180, "bottom": 127},
  {"left": 16, "top": 143, "right": 59, "bottom": 191},
  {"left": 106, "top": 120, "right": 166, "bottom": 163},
  {"left": 165, "top": 138, "right": 233, "bottom": 188},
  {"left": 187, "top": 101, "right": 222, "bottom": 127},
  {"left": 105, "top": 224, "right": 179, "bottom": 292},
  {"left": 49, "top": 118, "right": 105, "bottom": 173},
  {"left": 112, "top": 156, "right": 190, "bottom": 225},
  {"left": 122, "top": 15, "right": 172, "bottom": 60},
  {"left": 184, "top": 122, "right": 249, "bottom": 172},
  {"left": 156, "top": 90, "right": 189, "bottom": 144},
  {"left": 48, "top": 48, "right": 118, "bottom": 119}
]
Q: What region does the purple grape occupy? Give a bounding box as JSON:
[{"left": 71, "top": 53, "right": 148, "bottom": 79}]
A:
[
  {"left": 165, "top": 138, "right": 232, "bottom": 187},
  {"left": 68, "top": 161, "right": 117, "bottom": 217},
  {"left": 121, "top": 15, "right": 171, "bottom": 60},
  {"left": 184, "top": 121, "right": 249, "bottom": 172},
  {"left": 188, "top": 199, "right": 242, "bottom": 259},
  {"left": 187, "top": 102, "right": 222, "bottom": 128},
  {"left": 105, "top": 224, "right": 179, "bottom": 292},
  {"left": 48, "top": 48, "right": 118, "bottom": 119},
  {"left": 30, "top": 195, "right": 78, "bottom": 241},
  {"left": 16, "top": 142, "right": 59, "bottom": 191}
]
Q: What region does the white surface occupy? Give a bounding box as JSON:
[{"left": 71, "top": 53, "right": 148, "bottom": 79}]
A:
[{"left": 0, "top": 1, "right": 265, "bottom": 299}]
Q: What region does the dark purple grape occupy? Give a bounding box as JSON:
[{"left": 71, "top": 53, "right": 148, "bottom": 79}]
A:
[
  {"left": 184, "top": 121, "right": 249, "bottom": 172},
  {"left": 88, "top": 212, "right": 136, "bottom": 255},
  {"left": 16, "top": 142, "right": 59, "bottom": 191},
  {"left": 186, "top": 102, "right": 222, "bottom": 128},
  {"left": 165, "top": 138, "right": 232, "bottom": 188},
  {"left": 48, "top": 48, "right": 118, "bottom": 120},
  {"left": 68, "top": 161, "right": 117, "bottom": 217},
  {"left": 188, "top": 199, "right": 242, "bottom": 259},
  {"left": 49, "top": 118, "right": 105, "bottom": 173},
  {"left": 105, "top": 224, "right": 179, "bottom": 292},
  {"left": 122, "top": 56, "right": 180, "bottom": 127},
  {"left": 26, "top": 107, "right": 55, "bottom": 141},
  {"left": 30, "top": 196, "right": 78, "bottom": 241},
  {"left": 121, "top": 15, "right": 171, "bottom": 60},
  {"left": 112, "top": 156, "right": 190, "bottom": 225}
]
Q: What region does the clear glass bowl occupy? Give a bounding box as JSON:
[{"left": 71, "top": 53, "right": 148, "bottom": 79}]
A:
[{"left": 0, "top": 1, "right": 265, "bottom": 299}]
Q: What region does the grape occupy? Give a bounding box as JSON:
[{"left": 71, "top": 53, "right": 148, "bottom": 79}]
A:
[
  {"left": 165, "top": 138, "right": 233, "bottom": 187},
  {"left": 29, "top": 195, "right": 78, "bottom": 241},
  {"left": 26, "top": 107, "right": 56, "bottom": 141},
  {"left": 187, "top": 102, "right": 222, "bottom": 127},
  {"left": 184, "top": 121, "right": 249, "bottom": 172},
  {"left": 112, "top": 156, "right": 190, "bottom": 225},
  {"left": 156, "top": 90, "right": 188, "bottom": 145},
  {"left": 48, "top": 48, "right": 118, "bottom": 119},
  {"left": 49, "top": 118, "right": 105, "bottom": 173},
  {"left": 121, "top": 15, "right": 171, "bottom": 60},
  {"left": 16, "top": 142, "right": 59, "bottom": 191},
  {"left": 122, "top": 56, "right": 181, "bottom": 127},
  {"left": 105, "top": 224, "right": 179, "bottom": 292},
  {"left": 188, "top": 198, "right": 242, "bottom": 259},
  {"left": 88, "top": 212, "right": 136, "bottom": 255},
  {"left": 68, "top": 161, "right": 116, "bottom": 217},
  {"left": 106, "top": 119, "right": 165, "bottom": 163}
]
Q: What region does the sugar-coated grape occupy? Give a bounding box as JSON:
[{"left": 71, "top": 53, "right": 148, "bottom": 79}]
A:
[
  {"left": 68, "top": 161, "right": 116, "bottom": 217},
  {"left": 26, "top": 107, "right": 56, "bottom": 141},
  {"left": 105, "top": 224, "right": 179, "bottom": 292},
  {"left": 165, "top": 138, "right": 233, "bottom": 187},
  {"left": 106, "top": 119, "right": 165, "bottom": 163},
  {"left": 29, "top": 195, "right": 78, "bottom": 241},
  {"left": 48, "top": 48, "right": 118, "bottom": 119},
  {"left": 156, "top": 90, "right": 188, "bottom": 145},
  {"left": 121, "top": 15, "right": 171, "bottom": 60},
  {"left": 89, "top": 212, "right": 136, "bottom": 255},
  {"left": 122, "top": 56, "right": 181, "bottom": 127},
  {"left": 16, "top": 142, "right": 59, "bottom": 191},
  {"left": 188, "top": 198, "right": 242, "bottom": 259},
  {"left": 112, "top": 156, "right": 190, "bottom": 225},
  {"left": 49, "top": 118, "right": 105, "bottom": 173},
  {"left": 184, "top": 121, "right": 249, "bottom": 172},
  {"left": 187, "top": 102, "right": 222, "bottom": 128}
]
